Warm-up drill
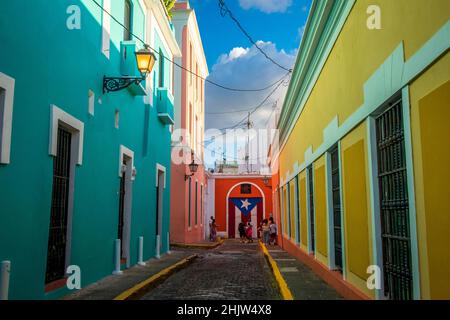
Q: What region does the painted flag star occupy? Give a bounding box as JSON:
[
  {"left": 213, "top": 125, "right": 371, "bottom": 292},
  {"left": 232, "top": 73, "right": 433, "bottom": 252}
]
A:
[{"left": 241, "top": 199, "right": 251, "bottom": 210}]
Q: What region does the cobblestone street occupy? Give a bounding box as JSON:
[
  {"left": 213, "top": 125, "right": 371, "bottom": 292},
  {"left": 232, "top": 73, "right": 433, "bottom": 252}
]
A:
[{"left": 141, "top": 240, "right": 280, "bottom": 300}]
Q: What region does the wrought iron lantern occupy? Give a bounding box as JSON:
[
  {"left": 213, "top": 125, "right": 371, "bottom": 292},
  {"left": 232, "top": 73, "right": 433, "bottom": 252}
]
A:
[
  {"left": 185, "top": 153, "right": 199, "bottom": 181},
  {"left": 103, "top": 45, "right": 156, "bottom": 94},
  {"left": 263, "top": 176, "right": 271, "bottom": 187}
]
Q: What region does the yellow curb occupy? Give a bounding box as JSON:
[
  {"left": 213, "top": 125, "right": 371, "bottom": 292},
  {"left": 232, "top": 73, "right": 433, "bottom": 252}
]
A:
[
  {"left": 171, "top": 239, "right": 225, "bottom": 250},
  {"left": 113, "top": 254, "right": 198, "bottom": 300},
  {"left": 259, "top": 241, "right": 294, "bottom": 300}
]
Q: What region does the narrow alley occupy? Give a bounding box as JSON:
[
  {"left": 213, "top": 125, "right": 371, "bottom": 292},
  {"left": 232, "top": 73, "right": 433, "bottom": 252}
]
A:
[
  {"left": 0, "top": 0, "right": 449, "bottom": 304},
  {"left": 141, "top": 240, "right": 279, "bottom": 300}
]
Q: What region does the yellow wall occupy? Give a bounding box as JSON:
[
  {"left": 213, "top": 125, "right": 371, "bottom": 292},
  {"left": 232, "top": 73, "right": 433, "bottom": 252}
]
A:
[
  {"left": 314, "top": 156, "right": 328, "bottom": 262},
  {"left": 419, "top": 80, "right": 450, "bottom": 299},
  {"left": 277, "top": 0, "right": 450, "bottom": 299},
  {"left": 279, "top": 0, "right": 450, "bottom": 177},
  {"left": 341, "top": 122, "right": 374, "bottom": 298},
  {"left": 299, "top": 172, "right": 308, "bottom": 248},
  {"left": 410, "top": 52, "right": 450, "bottom": 299}
]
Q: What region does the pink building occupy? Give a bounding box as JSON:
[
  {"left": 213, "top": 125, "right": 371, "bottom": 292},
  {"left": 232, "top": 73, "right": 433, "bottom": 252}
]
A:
[{"left": 170, "top": 1, "right": 209, "bottom": 244}]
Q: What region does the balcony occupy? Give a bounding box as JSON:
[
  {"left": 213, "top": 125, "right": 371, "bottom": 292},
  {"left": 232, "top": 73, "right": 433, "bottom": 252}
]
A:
[{"left": 156, "top": 88, "right": 175, "bottom": 125}]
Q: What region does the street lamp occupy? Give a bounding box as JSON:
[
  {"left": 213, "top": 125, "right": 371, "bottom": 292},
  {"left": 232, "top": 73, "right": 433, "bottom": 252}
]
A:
[
  {"left": 135, "top": 47, "right": 157, "bottom": 78},
  {"left": 185, "top": 153, "right": 199, "bottom": 181},
  {"left": 103, "top": 45, "right": 157, "bottom": 93}
]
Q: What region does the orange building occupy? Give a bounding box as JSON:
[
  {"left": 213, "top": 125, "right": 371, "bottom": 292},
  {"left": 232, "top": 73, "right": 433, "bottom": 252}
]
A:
[{"left": 205, "top": 175, "right": 273, "bottom": 239}]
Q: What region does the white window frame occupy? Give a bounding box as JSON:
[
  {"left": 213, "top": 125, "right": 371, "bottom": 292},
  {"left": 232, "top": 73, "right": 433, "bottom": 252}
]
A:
[
  {"left": 367, "top": 88, "right": 421, "bottom": 300},
  {"left": 155, "top": 163, "right": 166, "bottom": 188},
  {"left": 119, "top": 145, "right": 135, "bottom": 180},
  {"left": 325, "top": 142, "right": 346, "bottom": 276},
  {"left": 48, "top": 104, "right": 84, "bottom": 269},
  {"left": 0, "top": 72, "right": 15, "bottom": 164},
  {"left": 49, "top": 105, "right": 84, "bottom": 165}
]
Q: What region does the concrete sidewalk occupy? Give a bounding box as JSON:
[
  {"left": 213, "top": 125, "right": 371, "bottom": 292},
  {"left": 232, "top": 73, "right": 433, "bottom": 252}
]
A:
[
  {"left": 265, "top": 245, "right": 342, "bottom": 300},
  {"left": 63, "top": 250, "right": 196, "bottom": 300}
]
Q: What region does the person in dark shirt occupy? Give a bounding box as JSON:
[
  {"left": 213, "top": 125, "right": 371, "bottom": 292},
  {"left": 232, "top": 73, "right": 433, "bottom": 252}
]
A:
[{"left": 238, "top": 221, "right": 246, "bottom": 243}]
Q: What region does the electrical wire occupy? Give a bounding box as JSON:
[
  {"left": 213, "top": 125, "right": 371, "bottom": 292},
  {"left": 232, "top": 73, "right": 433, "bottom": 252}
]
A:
[
  {"left": 218, "top": 0, "right": 293, "bottom": 73},
  {"left": 205, "top": 100, "right": 274, "bottom": 115},
  {"left": 91, "top": 0, "right": 287, "bottom": 92},
  {"left": 204, "top": 73, "right": 288, "bottom": 140}
]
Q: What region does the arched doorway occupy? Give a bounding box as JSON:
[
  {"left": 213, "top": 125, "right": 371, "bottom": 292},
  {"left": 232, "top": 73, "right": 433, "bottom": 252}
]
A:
[{"left": 226, "top": 182, "right": 265, "bottom": 239}]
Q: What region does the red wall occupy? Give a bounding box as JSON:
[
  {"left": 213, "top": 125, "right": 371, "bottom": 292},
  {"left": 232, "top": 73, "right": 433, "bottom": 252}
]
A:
[{"left": 213, "top": 178, "right": 273, "bottom": 234}]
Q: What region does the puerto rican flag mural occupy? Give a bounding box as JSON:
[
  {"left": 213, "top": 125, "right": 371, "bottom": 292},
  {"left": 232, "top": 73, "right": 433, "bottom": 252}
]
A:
[{"left": 228, "top": 198, "right": 263, "bottom": 238}]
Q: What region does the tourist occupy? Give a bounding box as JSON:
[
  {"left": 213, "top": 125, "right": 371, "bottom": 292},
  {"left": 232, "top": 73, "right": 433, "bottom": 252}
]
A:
[
  {"left": 238, "top": 221, "right": 246, "bottom": 243},
  {"left": 269, "top": 217, "right": 278, "bottom": 246},
  {"left": 262, "top": 219, "right": 270, "bottom": 245},
  {"left": 210, "top": 217, "right": 219, "bottom": 242},
  {"left": 246, "top": 222, "right": 253, "bottom": 243}
]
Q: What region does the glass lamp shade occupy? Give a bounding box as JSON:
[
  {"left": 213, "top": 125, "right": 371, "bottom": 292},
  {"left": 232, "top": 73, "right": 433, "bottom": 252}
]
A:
[
  {"left": 189, "top": 161, "right": 199, "bottom": 174},
  {"left": 135, "top": 48, "right": 156, "bottom": 78}
]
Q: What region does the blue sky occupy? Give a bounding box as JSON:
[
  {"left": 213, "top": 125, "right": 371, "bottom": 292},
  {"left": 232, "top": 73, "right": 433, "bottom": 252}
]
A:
[
  {"left": 190, "top": 0, "right": 311, "bottom": 70},
  {"left": 187, "top": 0, "right": 312, "bottom": 131},
  {"left": 186, "top": 0, "right": 312, "bottom": 167}
]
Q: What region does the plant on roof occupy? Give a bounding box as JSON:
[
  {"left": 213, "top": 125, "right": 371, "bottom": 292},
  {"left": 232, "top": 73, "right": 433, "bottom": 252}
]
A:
[{"left": 163, "top": 0, "right": 176, "bottom": 18}]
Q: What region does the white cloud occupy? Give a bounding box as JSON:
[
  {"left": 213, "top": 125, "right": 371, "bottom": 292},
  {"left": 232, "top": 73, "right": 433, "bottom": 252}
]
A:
[
  {"left": 239, "top": 0, "right": 293, "bottom": 13},
  {"left": 204, "top": 41, "right": 296, "bottom": 167},
  {"left": 218, "top": 47, "right": 250, "bottom": 64},
  {"left": 205, "top": 41, "right": 297, "bottom": 167}
]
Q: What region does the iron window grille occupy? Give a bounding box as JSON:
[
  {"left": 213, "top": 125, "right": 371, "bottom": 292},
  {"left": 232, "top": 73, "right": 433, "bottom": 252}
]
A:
[
  {"left": 45, "top": 127, "right": 72, "bottom": 284},
  {"left": 375, "top": 99, "right": 413, "bottom": 300},
  {"left": 331, "top": 145, "right": 343, "bottom": 271},
  {"left": 308, "top": 166, "right": 315, "bottom": 253},
  {"left": 124, "top": 0, "right": 132, "bottom": 41}
]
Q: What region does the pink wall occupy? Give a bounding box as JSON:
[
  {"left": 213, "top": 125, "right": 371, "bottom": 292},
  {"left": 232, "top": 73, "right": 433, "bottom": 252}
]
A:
[{"left": 170, "top": 7, "right": 207, "bottom": 244}]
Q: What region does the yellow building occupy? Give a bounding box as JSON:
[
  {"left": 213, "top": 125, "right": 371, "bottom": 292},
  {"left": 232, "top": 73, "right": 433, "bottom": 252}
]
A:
[{"left": 274, "top": 0, "right": 450, "bottom": 300}]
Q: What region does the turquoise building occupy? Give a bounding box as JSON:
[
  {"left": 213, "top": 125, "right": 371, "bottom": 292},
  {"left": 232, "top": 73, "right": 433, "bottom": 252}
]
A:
[{"left": 0, "top": 0, "right": 181, "bottom": 299}]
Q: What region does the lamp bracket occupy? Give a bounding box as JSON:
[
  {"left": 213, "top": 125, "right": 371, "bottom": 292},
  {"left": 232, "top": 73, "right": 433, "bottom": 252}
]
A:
[{"left": 103, "top": 76, "right": 144, "bottom": 94}]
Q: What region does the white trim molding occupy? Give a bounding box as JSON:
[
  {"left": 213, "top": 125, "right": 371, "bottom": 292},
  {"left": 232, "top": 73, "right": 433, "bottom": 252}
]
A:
[
  {"left": 401, "top": 86, "right": 421, "bottom": 300},
  {"left": 0, "top": 72, "right": 15, "bottom": 164},
  {"left": 367, "top": 88, "right": 421, "bottom": 300},
  {"left": 156, "top": 163, "right": 166, "bottom": 188},
  {"left": 49, "top": 105, "right": 84, "bottom": 165},
  {"left": 119, "top": 145, "right": 135, "bottom": 179}
]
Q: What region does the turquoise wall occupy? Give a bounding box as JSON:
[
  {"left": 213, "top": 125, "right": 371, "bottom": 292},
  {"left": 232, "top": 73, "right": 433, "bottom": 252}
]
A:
[{"left": 0, "top": 0, "right": 172, "bottom": 299}]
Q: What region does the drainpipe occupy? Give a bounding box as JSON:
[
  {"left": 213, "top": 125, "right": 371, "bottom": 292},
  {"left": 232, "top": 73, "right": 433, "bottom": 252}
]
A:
[
  {"left": 0, "top": 261, "right": 11, "bottom": 300},
  {"left": 155, "top": 235, "right": 161, "bottom": 259},
  {"left": 138, "top": 236, "right": 146, "bottom": 266},
  {"left": 112, "top": 239, "right": 123, "bottom": 275}
]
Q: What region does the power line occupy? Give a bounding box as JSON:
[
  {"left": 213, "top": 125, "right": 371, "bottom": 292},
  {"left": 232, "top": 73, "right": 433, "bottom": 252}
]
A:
[
  {"left": 205, "top": 74, "right": 288, "bottom": 138},
  {"left": 218, "top": 0, "right": 293, "bottom": 73},
  {"left": 205, "top": 100, "right": 274, "bottom": 115},
  {"left": 91, "top": 0, "right": 286, "bottom": 92}
]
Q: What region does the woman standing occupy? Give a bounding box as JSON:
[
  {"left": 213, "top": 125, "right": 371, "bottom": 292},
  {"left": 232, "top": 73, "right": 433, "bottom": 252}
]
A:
[
  {"left": 210, "top": 218, "right": 219, "bottom": 242},
  {"left": 245, "top": 222, "right": 253, "bottom": 243},
  {"left": 262, "top": 219, "right": 270, "bottom": 245},
  {"left": 269, "top": 217, "right": 278, "bottom": 246}
]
